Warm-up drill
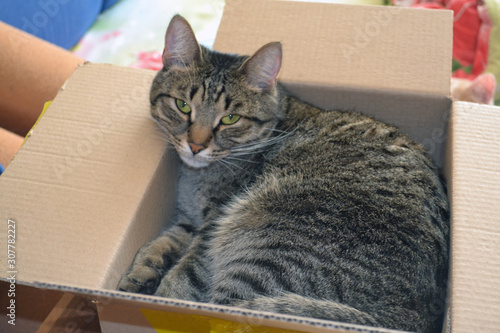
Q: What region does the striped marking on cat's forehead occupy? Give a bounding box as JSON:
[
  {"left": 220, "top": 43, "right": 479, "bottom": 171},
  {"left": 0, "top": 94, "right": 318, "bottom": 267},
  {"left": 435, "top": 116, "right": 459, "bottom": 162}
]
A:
[
  {"left": 192, "top": 79, "right": 230, "bottom": 109},
  {"left": 189, "top": 85, "right": 199, "bottom": 100},
  {"left": 188, "top": 82, "right": 232, "bottom": 124}
]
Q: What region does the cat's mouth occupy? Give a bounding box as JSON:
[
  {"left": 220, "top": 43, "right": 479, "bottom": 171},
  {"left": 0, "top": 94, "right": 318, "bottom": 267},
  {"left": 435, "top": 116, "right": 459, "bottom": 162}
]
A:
[
  {"left": 180, "top": 155, "right": 211, "bottom": 169},
  {"left": 178, "top": 150, "right": 212, "bottom": 169}
]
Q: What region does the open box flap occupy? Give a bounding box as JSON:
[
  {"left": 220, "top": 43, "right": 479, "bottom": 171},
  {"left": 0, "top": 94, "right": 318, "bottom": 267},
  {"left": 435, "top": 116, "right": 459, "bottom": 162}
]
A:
[
  {"left": 0, "top": 63, "right": 177, "bottom": 289},
  {"left": 446, "top": 101, "right": 500, "bottom": 332},
  {"left": 215, "top": 0, "right": 453, "bottom": 96}
]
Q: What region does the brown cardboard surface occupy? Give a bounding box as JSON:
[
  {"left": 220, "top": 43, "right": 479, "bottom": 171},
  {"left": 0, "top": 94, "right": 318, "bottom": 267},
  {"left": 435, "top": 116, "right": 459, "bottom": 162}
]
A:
[
  {"left": 1, "top": 1, "right": 499, "bottom": 333},
  {"left": 215, "top": 0, "right": 453, "bottom": 96},
  {"left": 0, "top": 64, "right": 178, "bottom": 289},
  {"left": 447, "top": 102, "right": 500, "bottom": 333}
]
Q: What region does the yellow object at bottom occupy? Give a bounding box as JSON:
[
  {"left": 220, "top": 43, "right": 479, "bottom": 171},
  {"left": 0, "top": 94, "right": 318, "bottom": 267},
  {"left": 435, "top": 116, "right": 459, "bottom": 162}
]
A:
[{"left": 141, "top": 308, "right": 303, "bottom": 333}]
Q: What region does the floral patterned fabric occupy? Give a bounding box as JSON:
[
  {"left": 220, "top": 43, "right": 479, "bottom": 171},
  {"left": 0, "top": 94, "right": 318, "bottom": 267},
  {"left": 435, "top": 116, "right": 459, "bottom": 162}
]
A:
[
  {"left": 73, "top": 0, "right": 225, "bottom": 69},
  {"left": 72, "top": 0, "right": 377, "bottom": 70}
]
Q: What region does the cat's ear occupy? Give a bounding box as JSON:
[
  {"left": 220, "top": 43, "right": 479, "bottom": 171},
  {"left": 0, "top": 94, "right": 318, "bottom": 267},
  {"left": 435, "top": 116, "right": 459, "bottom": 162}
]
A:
[
  {"left": 163, "top": 15, "right": 201, "bottom": 69},
  {"left": 241, "top": 42, "right": 282, "bottom": 92}
]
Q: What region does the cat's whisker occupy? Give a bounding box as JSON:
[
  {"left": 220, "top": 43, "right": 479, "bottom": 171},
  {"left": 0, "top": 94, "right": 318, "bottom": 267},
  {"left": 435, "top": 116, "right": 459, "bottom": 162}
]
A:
[
  {"left": 149, "top": 129, "right": 177, "bottom": 148},
  {"left": 151, "top": 117, "right": 171, "bottom": 134},
  {"left": 150, "top": 118, "right": 185, "bottom": 149},
  {"left": 230, "top": 126, "right": 298, "bottom": 154},
  {"left": 149, "top": 134, "right": 175, "bottom": 146},
  {"left": 231, "top": 139, "right": 274, "bottom": 151},
  {"left": 150, "top": 126, "right": 170, "bottom": 139},
  {"left": 230, "top": 141, "right": 279, "bottom": 155},
  {"left": 216, "top": 159, "right": 237, "bottom": 176},
  {"left": 230, "top": 143, "right": 274, "bottom": 154},
  {"left": 261, "top": 127, "right": 292, "bottom": 134},
  {"left": 223, "top": 156, "right": 260, "bottom": 164},
  {"left": 230, "top": 150, "right": 268, "bottom": 158},
  {"left": 218, "top": 158, "right": 250, "bottom": 174}
]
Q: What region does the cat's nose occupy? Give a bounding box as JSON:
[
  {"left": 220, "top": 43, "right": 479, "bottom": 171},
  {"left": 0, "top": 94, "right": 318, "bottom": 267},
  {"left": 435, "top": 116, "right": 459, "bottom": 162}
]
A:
[{"left": 188, "top": 142, "right": 206, "bottom": 155}]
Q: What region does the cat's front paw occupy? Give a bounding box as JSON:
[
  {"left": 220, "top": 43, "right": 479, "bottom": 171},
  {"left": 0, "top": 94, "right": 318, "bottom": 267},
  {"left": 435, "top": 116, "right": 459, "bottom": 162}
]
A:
[
  {"left": 117, "top": 264, "right": 162, "bottom": 295},
  {"left": 117, "top": 225, "right": 196, "bottom": 295}
]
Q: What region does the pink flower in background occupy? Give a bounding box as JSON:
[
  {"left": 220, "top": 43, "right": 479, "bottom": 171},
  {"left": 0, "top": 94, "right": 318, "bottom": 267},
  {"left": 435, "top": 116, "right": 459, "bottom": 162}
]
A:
[{"left": 130, "top": 51, "right": 163, "bottom": 71}]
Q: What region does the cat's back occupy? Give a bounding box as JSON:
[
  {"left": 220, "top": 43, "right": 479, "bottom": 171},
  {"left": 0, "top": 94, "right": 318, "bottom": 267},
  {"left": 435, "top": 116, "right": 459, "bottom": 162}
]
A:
[
  {"left": 264, "top": 95, "right": 449, "bottom": 248},
  {"left": 212, "top": 96, "right": 449, "bottom": 332}
]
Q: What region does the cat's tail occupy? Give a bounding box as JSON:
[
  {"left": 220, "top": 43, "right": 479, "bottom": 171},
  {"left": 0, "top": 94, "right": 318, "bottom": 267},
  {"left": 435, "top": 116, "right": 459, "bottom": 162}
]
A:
[{"left": 231, "top": 293, "right": 380, "bottom": 328}]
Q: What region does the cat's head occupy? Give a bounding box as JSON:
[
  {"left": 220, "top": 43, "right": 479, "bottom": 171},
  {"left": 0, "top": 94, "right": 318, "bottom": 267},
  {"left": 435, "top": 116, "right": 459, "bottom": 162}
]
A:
[{"left": 150, "top": 15, "right": 283, "bottom": 168}]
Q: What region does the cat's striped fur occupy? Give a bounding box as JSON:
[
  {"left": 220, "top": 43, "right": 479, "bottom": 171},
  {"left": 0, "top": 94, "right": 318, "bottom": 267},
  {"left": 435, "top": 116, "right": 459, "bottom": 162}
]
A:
[{"left": 118, "top": 15, "right": 449, "bottom": 333}]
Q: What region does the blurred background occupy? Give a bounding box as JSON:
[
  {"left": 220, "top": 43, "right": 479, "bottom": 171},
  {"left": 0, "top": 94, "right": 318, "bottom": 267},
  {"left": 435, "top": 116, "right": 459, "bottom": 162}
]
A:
[{"left": 0, "top": 0, "right": 498, "bottom": 103}]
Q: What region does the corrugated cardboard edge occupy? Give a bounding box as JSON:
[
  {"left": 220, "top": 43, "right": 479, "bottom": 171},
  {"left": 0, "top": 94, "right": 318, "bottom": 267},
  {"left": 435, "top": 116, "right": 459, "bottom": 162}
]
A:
[
  {"left": 446, "top": 101, "right": 500, "bottom": 333},
  {"left": 28, "top": 282, "right": 405, "bottom": 333}
]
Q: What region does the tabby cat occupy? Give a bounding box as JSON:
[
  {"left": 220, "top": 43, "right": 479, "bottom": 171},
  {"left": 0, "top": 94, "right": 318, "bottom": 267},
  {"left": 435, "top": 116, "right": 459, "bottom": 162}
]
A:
[{"left": 118, "top": 15, "right": 449, "bottom": 333}]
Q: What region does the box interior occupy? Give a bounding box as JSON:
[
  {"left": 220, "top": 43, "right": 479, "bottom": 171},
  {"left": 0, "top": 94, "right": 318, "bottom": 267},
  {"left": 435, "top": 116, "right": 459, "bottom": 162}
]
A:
[{"left": 1, "top": 1, "right": 500, "bottom": 332}]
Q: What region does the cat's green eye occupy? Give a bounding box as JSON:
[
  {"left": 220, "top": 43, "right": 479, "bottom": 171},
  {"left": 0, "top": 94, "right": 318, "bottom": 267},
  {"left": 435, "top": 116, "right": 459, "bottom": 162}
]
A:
[
  {"left": 221, "top": 114, "right": 241, "bottom": 125},
  {"left": 175, "top": 98, "right": 191, "bottom": 114}
]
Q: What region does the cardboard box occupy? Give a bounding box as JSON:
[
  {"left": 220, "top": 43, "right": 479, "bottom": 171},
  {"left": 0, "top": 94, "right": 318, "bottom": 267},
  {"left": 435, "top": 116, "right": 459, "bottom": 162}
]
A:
[{"left": 1, "top": 0, "right": 500, "bottom": 332}]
